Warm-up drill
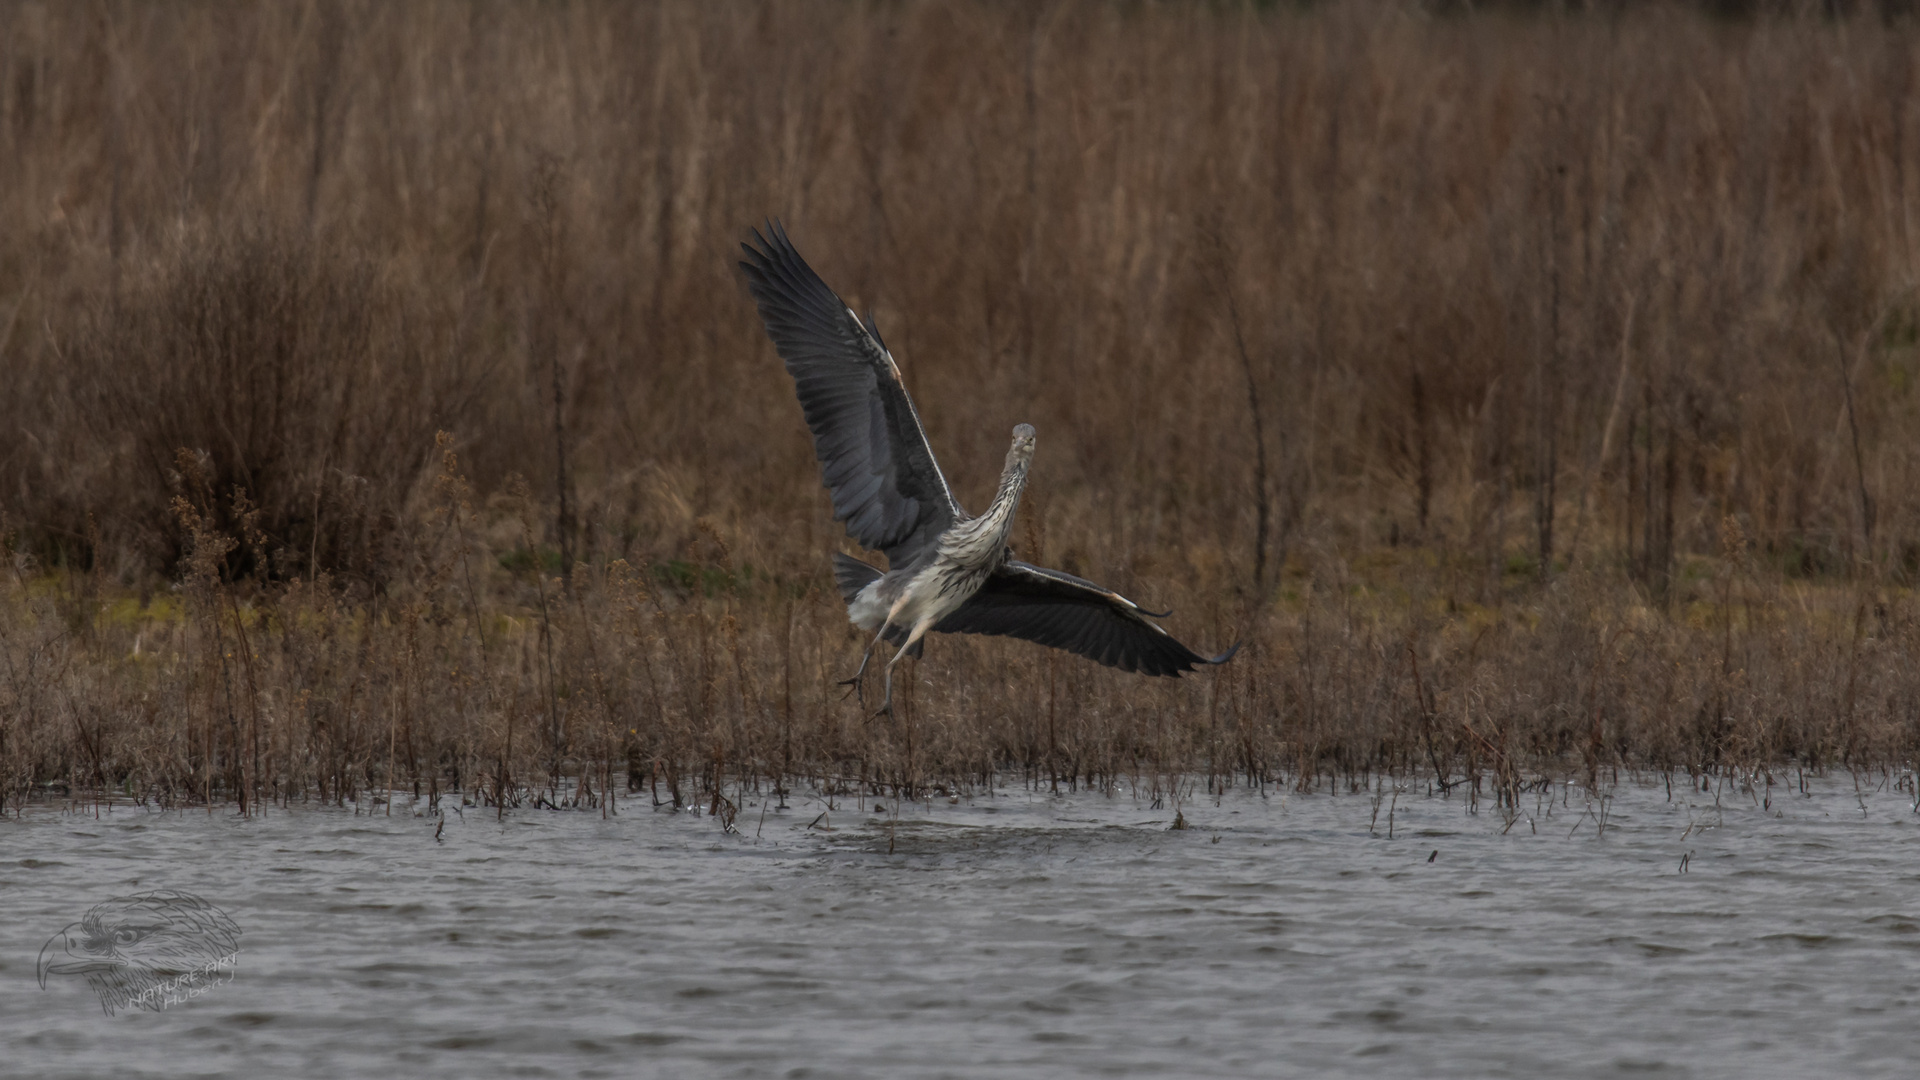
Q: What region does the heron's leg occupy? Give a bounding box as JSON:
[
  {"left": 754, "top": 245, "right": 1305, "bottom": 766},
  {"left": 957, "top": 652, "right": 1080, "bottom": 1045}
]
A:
[
  {"left": 875, "top": 619, "right": 934, "bottom": 718},
  {"left": 850, "top": 592, "right": 915, "bottom": 707},
  {"left": 837, "top": 628, "right": 888, "bottom": 705}
]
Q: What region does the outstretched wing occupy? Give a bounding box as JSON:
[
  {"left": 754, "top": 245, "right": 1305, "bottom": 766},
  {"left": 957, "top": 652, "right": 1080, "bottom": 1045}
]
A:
[
  {"left": 740, "top": 221, "right": 961, "bottom": 569},
  {"left": 933, "top": 561, "right": 1240, "bottom": 676}
]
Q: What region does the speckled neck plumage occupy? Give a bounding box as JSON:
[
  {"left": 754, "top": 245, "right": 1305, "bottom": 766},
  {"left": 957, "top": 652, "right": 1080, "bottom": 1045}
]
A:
[{"left": 940, "top": 443, "right": 1032, "bottom": 570}]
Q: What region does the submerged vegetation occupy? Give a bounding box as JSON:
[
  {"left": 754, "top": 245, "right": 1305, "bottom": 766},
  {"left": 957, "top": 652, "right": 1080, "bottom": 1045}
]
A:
[{"left": 5, "top": 1, "right": 1920, "bottom": 813}]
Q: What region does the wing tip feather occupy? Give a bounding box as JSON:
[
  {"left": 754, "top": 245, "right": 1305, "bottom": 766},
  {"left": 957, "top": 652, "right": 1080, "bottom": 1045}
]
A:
[
  {"left": 1157, "top": 638, "right": 1241, "bottom": 677},
  {"left": 1205, "top": 641, "right": 1243, "bottom": 666}
]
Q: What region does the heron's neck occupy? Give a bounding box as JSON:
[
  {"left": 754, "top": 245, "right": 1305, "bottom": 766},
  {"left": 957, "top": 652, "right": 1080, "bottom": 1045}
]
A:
[
  {"left": 948, "top": 457, "right": 1030, "bottom": 559},
  {"left": 975, "top": 457, "right": 1030, "bottom": 542}
]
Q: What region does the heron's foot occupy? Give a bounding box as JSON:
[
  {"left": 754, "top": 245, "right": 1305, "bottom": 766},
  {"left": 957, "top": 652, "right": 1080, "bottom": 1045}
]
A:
[
  {"left": 870, "top": 699, "right": 894, "bottom": 720},
  {"left": 836, "top": 674, "right": 865, "bottom": 705}
]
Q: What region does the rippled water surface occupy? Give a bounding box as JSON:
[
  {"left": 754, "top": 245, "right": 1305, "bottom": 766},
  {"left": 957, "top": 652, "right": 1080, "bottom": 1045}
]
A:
[{"left": 6, "top": 775, "right": 1920, "bottom": 1078}]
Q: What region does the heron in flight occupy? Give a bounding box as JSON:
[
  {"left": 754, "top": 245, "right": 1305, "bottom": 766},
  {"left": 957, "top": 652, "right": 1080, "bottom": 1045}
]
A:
[{"left": 740, "top": 222, "right": 1238, "bottom": 715}]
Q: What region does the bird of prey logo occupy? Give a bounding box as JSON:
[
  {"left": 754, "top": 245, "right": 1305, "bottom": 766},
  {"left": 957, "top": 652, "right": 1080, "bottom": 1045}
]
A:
[{"left": 37, "top": 890, "right": 241, "bottom": 1016}]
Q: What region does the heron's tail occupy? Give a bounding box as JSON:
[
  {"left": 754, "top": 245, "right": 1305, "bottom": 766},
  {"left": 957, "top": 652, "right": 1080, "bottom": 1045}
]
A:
[
  {"left": 832, "top": 553, "right": 922, "bottom": 656},
  {"left": 831, "top": 552, "right": 883, "bottom": 606}
]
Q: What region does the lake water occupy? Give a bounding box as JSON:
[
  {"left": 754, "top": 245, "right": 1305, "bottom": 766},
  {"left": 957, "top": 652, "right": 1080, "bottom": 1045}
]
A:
[{"left": 5, "top": 773, "right": 1919, "bottom": 1078}]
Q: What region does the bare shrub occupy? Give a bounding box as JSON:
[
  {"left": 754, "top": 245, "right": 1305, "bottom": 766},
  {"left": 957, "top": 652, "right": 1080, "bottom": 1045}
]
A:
[{"left": 44, "top": 227, "right": 464, "bottom": 585}]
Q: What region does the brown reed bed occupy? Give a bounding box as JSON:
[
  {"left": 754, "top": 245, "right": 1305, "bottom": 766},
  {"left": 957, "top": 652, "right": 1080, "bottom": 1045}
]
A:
[{"left": 4, "top": 1, "right": 1920, "bottom": 813}]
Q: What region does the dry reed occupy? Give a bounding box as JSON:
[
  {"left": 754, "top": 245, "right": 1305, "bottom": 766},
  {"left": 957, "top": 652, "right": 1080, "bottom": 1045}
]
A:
[{"left": 3, "top": 1, "right": 1920, "bottom": 814}]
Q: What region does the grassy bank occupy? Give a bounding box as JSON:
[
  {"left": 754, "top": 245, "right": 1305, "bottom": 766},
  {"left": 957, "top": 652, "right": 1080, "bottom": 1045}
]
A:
[
  {"left": 3, "top": 1, "right": 1920, "bottom": 811},
  {"left": 7, "top": 480, "right": 1918, "bottom": 816}
]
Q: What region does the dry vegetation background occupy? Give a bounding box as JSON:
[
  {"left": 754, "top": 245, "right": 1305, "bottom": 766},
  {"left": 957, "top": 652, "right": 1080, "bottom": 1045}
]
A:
[{"left": 4, "top": 0, "right": 1920, "bottom": 815}]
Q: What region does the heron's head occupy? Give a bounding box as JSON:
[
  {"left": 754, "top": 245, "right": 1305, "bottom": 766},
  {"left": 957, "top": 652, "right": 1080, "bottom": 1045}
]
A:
[{"left": 1008, "top": 423, "right": 1036, "bottom": 463}]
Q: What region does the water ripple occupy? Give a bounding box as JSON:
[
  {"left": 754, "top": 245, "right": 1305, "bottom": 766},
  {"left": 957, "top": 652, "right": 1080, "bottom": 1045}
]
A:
[{"left": 5, "top": 779, "right": 1917, "bottom": 1078}]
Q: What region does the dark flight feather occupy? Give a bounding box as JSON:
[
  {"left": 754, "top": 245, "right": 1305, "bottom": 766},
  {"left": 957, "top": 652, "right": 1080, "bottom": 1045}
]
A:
[
  {"left": 934, "top": 561, "right": 1239, "bottom": 676},
  {"left": 740, "top": 222, "right": 961, "bottom": 570}
]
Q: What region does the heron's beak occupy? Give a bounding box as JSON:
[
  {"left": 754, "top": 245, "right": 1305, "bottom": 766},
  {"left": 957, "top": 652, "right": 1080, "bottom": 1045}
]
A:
[{"left": 37, "top": 925, "right": 116, "bottom": 987}]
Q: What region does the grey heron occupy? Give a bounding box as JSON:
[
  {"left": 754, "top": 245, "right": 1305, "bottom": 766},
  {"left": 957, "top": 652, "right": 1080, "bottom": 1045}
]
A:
[{"left": 740, "top": 222, "right": 1238, "bottom": 715}]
